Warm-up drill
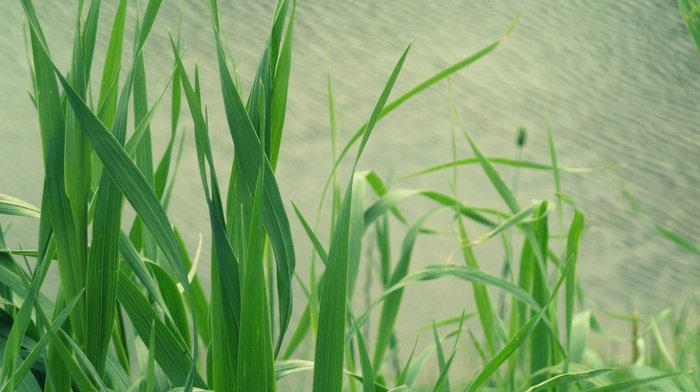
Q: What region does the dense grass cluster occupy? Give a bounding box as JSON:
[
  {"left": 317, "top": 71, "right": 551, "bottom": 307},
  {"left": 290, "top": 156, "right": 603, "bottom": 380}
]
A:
[{"left": 0, "top": 0, "right": 698, "bottom": 391}]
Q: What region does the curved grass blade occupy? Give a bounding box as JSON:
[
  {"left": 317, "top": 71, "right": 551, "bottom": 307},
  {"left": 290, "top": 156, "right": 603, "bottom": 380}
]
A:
[
  {"left": 397, "top": 157, "right": 622, "bottom": 183},
  {"left": 0, "top": 195, "right": 40, "bottom": 218},
  {"left": 117, "top": 271, "right": 206, "bottom": 388},
  {"left": 317, "top": 15, "right": 521, "bottom": 213},
  {"left": 525, "top": 368, "right": 615, "bottom": 392}
]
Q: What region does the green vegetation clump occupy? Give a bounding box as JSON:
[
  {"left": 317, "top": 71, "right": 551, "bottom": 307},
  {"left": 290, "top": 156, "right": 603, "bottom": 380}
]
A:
[{"left": 0, "top": 0, "right": 697, "bottom": 391}]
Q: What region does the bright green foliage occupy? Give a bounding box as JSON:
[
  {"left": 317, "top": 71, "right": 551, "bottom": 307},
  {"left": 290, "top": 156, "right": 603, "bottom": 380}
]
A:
[{"left": 0, "top": 1, "right": 696, "bottom": 391}]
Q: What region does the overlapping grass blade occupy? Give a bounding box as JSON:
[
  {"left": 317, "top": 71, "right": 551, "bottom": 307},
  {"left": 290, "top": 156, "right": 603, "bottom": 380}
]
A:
[
  {"left": 21, "top": 0, "right": 86, "bottom": 357},
  {"left": 117, "top": 271, "right": 206, "bottom": 388},
  {"left": 465, "top": 258, "right": 573, "bottom": 392},
  {"left": 237, "top": 165, "right": 276, "bottom": 391},
  {"left": 207, "top": 0, "right": 296, "bottom": 355}
]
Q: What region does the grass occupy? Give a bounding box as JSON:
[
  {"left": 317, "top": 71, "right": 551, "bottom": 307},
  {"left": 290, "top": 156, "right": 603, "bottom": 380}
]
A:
[{"left": 0, "top": 0, "right": 698, "bottom": 390}]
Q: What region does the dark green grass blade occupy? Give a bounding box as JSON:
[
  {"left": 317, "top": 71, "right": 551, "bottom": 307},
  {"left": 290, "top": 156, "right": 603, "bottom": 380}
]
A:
[
  {"left": 0, "top": 244, "right": 55, "bottom": 389},
  {"left": 21, "top": 0, "right": 86, "bottom": 350},
  {"left": 117, "top": 271, "right": 206, "bottom": 388},
  {"left": 175, "top": 229, "right": 210, "bottom": 345},
  {"left": 0, "top": 195, "right": 40, "bottom": 218},
  {"left": 238, "top": 169, "right": 276, "bottom": 391},
  {"left": 149, "top": 262, "right": 191, "bottom": 351},
  {"left": 3, "top": 292, "right": 80, "bottom": 392},
  {"left": 527, "top": 202, "right": 554, "bottom": 384}
]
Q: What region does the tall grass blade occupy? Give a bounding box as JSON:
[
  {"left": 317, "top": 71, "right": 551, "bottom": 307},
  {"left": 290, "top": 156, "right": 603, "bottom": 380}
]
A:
[
  {"left": 584, "top": 372, "right": 686, "bottom": 392},
  {"left": 373, "top": 207, "right": 442, "bottom": 369},
  {"left": 21, "top": 0, "right": 87, "bottom": 357},
  {"left": 207, "top": 0, "right": 296, "bottom": 354},
  {"left": 237, "top": 166, "right": 276, "bottom": 391},
  {"left": 313, "top": 41, "right": 411, "bottom": 392}
]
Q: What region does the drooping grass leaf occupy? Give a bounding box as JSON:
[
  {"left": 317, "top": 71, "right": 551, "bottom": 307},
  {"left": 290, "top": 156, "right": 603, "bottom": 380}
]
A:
[
  {"left": 0, "top": 195, "right": 40, "bottom": 218},
  {"left": 525, "top": 368, "right": 615, "bottom": 392}
]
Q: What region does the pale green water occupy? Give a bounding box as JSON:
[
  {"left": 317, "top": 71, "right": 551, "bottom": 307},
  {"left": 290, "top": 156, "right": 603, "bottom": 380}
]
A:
[{"left": 1, "top": 0, "right": 699, "bottom": 330}]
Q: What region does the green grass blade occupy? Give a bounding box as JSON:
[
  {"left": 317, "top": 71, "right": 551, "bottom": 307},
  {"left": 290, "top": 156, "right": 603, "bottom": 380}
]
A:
[
  {"left": 0, "top": 195, "right": 40, "bottom": 218},
  {"left": 237, "top": 166, "right": 276, "bottom": 391},
  {"left": 564, "top": 210, "right": 585, "bottom": 372},
  {"left": 313, "top": 42, "right": 411, "bottom": 392},
  {"left": 397, "top": 157, "right": 621, "bottom": 183},
  {"left": 269, "top": 0, "right": 295, "bottom": 169},
  {"left": 525, "top": 368, "right": 615, "bottom": 392},
  {"left": 96, "top": 0, "right": 127, "bottom": 128},
  {"left": 679, "top": 0, "right": 700, "bottom": 52},
  {"left": 312, "top": 181, "right": 353, "bottom": 392},
  {"left": 373, "top": 207, "right": 442, "bottom": 369},
  {"left": 149, "top": 262, "right": 191, "bottom": 351},
  {"left": 347, "top": 174, "right": 366, "bottom": 299},
  {"left": 22, "top": 0, "right": 87, "bottom": 354},
  {"left": 349, "top": 313, "right": 374, "bottom": 392}
]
